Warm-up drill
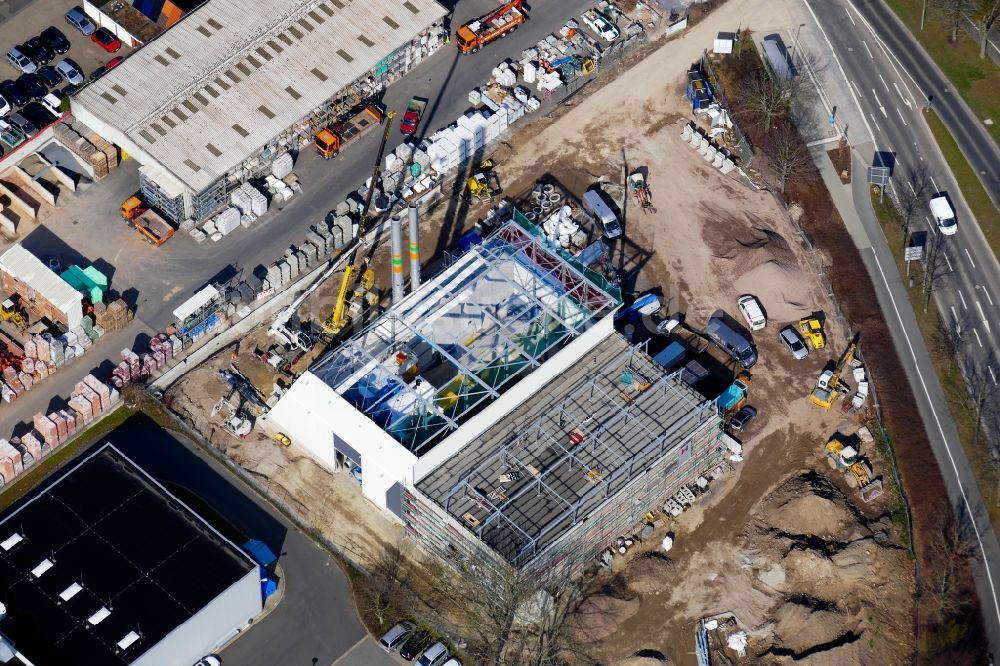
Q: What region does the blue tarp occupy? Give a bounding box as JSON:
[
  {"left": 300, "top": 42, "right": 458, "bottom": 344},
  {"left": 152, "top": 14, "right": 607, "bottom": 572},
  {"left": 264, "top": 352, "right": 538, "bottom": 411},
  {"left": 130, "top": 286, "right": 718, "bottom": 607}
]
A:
[
  {"left": 653, "top": 341, "right": 686, "bottom": 372},
  {"left": 242, "top": 539, "right": 277, "bottom": 567},
  {"left": 261, "top": 577, "right": 278, "bottom": 599}
]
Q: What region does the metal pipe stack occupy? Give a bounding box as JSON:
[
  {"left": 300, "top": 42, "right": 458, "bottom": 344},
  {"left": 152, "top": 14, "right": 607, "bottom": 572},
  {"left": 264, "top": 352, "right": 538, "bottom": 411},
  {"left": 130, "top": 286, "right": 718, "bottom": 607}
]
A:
[
  {"left": 408, "top": 204, "right": 421, "bottom": 290},
  {"left": 391, "top": 214, "right": 406, "bottom": 303}
]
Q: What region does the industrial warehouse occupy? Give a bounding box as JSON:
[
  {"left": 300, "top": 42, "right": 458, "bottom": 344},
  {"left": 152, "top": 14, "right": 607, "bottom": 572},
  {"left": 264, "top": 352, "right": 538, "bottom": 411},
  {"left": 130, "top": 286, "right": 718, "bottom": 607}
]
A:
[
  {"left": 267, "top": 213, "right": 729, "bottom": 579},
  {"left": 72, "top": 0, "right": 447, "bottom": 222},
  {"left": 0, "top": 444, "right": 262, "bottom": 665}
]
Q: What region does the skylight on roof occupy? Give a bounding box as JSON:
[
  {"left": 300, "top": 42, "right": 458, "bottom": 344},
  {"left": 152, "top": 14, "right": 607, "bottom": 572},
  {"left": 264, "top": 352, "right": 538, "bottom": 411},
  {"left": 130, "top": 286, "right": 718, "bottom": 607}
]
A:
[
  {"left": 88, "top": 606, "right": 111, "bottom": 625},
  {"left": 30, "top": 558, "right": 53, "bottom": 578},
  {"left": 59, "top": 582, "right": 82, "bottom": 601},
  {"left": 1, "top": 533, "right": 22, "bottom": 551},
  {"left": 117, "top": 631, "right": 140, "bottom": 650}
]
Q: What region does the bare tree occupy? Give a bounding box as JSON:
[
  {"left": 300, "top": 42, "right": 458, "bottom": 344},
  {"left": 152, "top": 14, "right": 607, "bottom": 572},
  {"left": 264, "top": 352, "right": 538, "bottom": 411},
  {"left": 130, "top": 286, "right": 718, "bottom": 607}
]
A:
[
  {"left": 969, "top": 0, "right": 1000, "bottom": 58},
  {"left": 896, "top": 165, "right": 934, "bottom": 249},
  {"left": 921, "top": 237, "right": 951, "bottom": 312},
  {"left": 961, "top": 352, "right": 999, "bottom": 449},
  {"left": 932, "top": 0, "right": 972, "bottom": 42},
  {"left": 933, "top": 309, "right": 972, "bottom": 371},
  {"left": 737, "top": 69, "right": 788, "bottom": 131},
  {"left": 766, "top": 121, "right": 812, "bottom": 193},
  {"left": 927, "top": 510, "right": 976, "bottom": 622},
  {"left": 365, "top": 540, "right": 409, "bottom": 629}
]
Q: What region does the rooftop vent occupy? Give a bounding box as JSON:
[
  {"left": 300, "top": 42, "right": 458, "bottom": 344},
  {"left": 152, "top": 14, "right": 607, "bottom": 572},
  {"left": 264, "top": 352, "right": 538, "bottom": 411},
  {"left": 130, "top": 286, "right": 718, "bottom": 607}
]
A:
[
  {"left": 235, "top": 62, "right": 251, "bottom": 76},
  {"left": 204, "top": 84, "right": 219, "bottom": 98},
  {"left": 297, "top": 18, "right": 313, "bottom": 32},
  {"left": 358, "top": 34, "right": 375, "bottom": 48},
  {"left": 183, "top": 159, "right": 202, "bottom": 172},
  {"left": 278, "top": 33, "right": 293, "bottom": 46},
  {"left": 258, "top": 105, "right": 275, "bottom": 119},
  {"left": 383, "top": 16, "right": 400, "bottom": 29},
  {"left": 111, "top": 84, "right": 127, "bottom": 97},
  {"left": 337, "top": 49, "right": 353, "bottom": 63},
  {"left": 308, "top": 10, "right": 325, "bottom": 23},
  {"left": 182, "top": 99, "right": 198, "bottom": 113},
  {"left": 206, "top": 17, "right": 222, "bottom": 31},
  {"left": 267, "top": 40, "right": 283, "bottom": 54},
  {"left": 311, "top": 67, "right": 328, "bottom": 82},
  {"left": 403, "top": 0, "right": 419, "bottom": 14},
  {"left": 100, "top": 92, "right": 117, "bottom": 105},
  {"left": 286, "top": 25, "right": 302, "bottom": 41},
  {"left": 255, "top": 46, "right": 272, "bottom": 61},
  {"left": 196, "top": 25, "right": 211, "bottom": 38},
  {"left": 154, "top": 54, "right": 169, "bottom": 66},
  {"left": 285, "top": 86, "right": 301, "bottom": 100},
  {"left": 330, "top": 0, "right": 345, "bottom": 8},
  {"left": 206, "top": 143, "right": 222, "bottom": 157},
  {"left": 232, "top": 123, "right": 249, "bottom": 137},
  {"left": 319, "top": 3, "right": 334, "bottom": 16},
  {"left": 192, "top": 91, "right": 208, "bottom": 105},
  {"left": 140, "top": 130, "right": 156, "bottom": 143},
  {"left": 164, "top": 46, "right": 180, "bottom": 60},
  {"left": 160, "top": 115, "right": 176, "bottom": 128},
  {"left": 172, "top": 107, "right": 187, "bottom": 121},
  {"left": 151, "top": 123, "right": 166, "bottom": 136},
  {"left": 246, "top": 55, "right": 262, "bottom": 69}
]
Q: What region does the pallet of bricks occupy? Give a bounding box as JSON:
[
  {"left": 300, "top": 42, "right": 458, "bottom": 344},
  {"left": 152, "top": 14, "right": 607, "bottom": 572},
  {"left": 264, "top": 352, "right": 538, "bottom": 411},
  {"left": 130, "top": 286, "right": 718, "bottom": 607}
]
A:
[
  {"left": 0, "top": 438, "right": 23, "bottom": 487},
  {"left": 92, "top": 298, "right": 134, "bottom": 335},
  {"left": 51, "top": 119, "right": 119, "bottom": 181},
  {"left": 110, "top": 334, "right": 184, "bottom": 388}
]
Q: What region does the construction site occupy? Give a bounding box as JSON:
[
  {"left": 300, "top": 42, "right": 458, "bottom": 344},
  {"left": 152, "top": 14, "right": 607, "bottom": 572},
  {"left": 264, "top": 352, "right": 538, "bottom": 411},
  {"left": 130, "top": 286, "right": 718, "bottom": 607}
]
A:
[{"left": 161, "top": 0, "right": 917, "bottom": 663}]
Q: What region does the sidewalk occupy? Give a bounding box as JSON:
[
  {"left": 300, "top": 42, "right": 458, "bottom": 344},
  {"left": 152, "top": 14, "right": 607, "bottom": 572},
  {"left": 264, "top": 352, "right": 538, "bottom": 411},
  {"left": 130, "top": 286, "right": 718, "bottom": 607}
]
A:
[{"left": 813, "top": 144, "right": 1000, "bottom": 649}]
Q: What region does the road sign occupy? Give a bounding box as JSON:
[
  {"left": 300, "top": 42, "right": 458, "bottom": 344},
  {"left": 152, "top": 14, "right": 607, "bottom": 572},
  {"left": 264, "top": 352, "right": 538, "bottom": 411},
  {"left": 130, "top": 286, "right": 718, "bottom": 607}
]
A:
[{"left": 905, "top": 246, "right": 924, "bottom": 261}]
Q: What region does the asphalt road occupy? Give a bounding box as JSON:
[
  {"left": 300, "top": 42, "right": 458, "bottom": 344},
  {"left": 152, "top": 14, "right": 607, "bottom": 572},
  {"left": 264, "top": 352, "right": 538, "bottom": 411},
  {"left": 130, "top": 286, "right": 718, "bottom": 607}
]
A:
[
  {"left": 804, "top": 0, "right": 1000, "bottom": 651},
  {"left": 97, "top": 413, "right": 395, "bottom": 666}
]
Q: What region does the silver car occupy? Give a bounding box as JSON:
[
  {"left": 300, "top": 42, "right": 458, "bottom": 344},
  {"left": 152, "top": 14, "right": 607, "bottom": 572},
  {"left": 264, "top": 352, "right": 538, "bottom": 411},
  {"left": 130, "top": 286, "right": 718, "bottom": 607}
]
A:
[
  {"left": 379, "top": 620, "right": 416, "bottom": 652},
  {"left": 64, "top": 6, "right": 97, "bottom": 36},
  {"left": 55, "top": 58, "right": 84, "bottom": 85},
  {"left": 779, "top": 326, "right": 808, "bottom": 360},
  {"left": 6, "top": 47, "right": 37, "bottom": 74}
]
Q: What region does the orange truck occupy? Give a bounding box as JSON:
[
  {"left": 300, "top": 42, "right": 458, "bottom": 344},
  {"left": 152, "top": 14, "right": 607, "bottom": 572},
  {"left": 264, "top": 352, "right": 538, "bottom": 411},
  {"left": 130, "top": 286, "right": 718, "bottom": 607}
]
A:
[
  {"left": 314, "top": 104, "right": 384, "bottom": 159},
  {"left": 121, "top": 196, "right": 175, "bottom": 247},
  {"left": 455, "top": 0, "right": 526, "bottom": 54}
]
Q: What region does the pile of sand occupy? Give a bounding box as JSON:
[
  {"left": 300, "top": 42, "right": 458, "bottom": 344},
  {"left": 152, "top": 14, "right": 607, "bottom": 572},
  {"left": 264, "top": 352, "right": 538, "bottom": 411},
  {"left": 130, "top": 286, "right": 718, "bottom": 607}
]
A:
[
  {"left": 772, "top": 601, "right": 853, "bottom": 655},
  {"left": 734, "top": 261, "right": 811, "bottom": 321},
  {"left": 767, "top": 494, "right": 854, "bottom": 540},
  {"left": 623, "top": 553, "right": 675, "bottom": 594},
  {"left": 571, "top": 594, "right": 641, "bottom": 641}
]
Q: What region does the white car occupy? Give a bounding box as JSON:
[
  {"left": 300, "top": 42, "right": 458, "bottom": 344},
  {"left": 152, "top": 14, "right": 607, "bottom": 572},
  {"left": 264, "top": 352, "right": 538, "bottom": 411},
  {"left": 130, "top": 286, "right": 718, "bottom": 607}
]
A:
[
  {"left": 0, "top": 94, "right": 9, "bottom": 117},
  {"left": 929, "top": 194, "right": 957, "bottom": 236},
  {"left": 737, "top": 295, "right": 766, "bottom": 331},
  {"left": 55, "top": 58, "right": 84, "bottom": 85},
  {"left": 581, "top": 10, "right": 619, "bottom": 42},
  {"left": 194, "top": 657, "right": 220, "bottom": 666}
]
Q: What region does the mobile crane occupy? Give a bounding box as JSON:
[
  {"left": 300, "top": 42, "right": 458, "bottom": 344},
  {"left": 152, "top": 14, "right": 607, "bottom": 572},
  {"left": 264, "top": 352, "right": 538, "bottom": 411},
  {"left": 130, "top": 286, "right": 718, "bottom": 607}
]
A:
[
  {"left": 322, "top": 110, "right": 398, "bottom": 336},
  {"left": 809, "top": 337, "right": 857, "bottom": 409}
]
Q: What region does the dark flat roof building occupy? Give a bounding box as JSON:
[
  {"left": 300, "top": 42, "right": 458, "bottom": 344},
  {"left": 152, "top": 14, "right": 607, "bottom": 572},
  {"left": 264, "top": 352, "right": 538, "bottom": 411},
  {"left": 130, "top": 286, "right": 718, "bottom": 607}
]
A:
[{"left": 0, "top": 444, "right": 261, "bottom": 665}]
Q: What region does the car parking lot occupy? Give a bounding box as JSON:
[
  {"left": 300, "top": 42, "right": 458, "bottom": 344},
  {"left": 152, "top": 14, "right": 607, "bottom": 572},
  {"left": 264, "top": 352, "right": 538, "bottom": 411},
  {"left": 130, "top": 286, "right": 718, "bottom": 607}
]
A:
[{"left": 0, "top": 0, "right": 130, "bottom": 138}]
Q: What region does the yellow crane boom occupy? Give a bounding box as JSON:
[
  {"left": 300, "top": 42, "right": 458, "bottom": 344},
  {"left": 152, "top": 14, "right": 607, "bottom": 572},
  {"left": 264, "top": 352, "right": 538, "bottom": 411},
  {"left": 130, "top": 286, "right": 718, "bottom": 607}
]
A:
[{"left": 810, "top": 338, "right": 857, "bottom": 409}]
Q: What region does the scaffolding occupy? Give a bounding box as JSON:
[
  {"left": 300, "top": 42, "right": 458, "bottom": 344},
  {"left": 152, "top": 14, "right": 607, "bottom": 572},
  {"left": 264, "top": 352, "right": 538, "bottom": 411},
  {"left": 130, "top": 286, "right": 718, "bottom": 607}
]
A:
[
  {"left": 311, "top": 216, "right": 622, "bottom": 454},
  {"left": 413, "top": 335, "right": 726, "bottom": 579}
]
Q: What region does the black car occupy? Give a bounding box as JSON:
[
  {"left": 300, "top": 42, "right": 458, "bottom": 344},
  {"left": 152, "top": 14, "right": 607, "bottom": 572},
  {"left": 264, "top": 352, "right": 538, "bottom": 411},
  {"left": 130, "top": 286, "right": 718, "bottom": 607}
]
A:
[
  {"left": 0, "top": 80, "right": 28, "bottom": 107},
  {"left": 729, "top": 405, "right": 758, "bottom": 432},
  {"left": 16, "top": 73, "right": 47, "bottom": 101},
  {"left": 56, "top": 84, "right": 79, "bottom": 98},
  {"left": 21, "top": 101, "right": 56, "bottom": 129},
  {"left": 24, "top": 38, "right": 53, "bottom": 65},
  {"left": 89, "top": 66, "right": 108, "bottom": 81},
  {"left": 37, "top": 66, "right": 61, "bottom": 88},
  {"left": 398, "top": 631, "right": 432, "bottom": 661},
  {"left": 40, "top": 26, "right": 70, "bottom": 54}
]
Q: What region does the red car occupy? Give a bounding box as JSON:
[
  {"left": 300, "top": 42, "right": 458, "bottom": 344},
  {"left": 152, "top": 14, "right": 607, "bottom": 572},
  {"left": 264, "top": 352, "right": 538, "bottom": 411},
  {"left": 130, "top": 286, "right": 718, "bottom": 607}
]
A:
[
  {"left": 106, "top": 56, "right": 123, "bottom": 68},
  {"left": 91, "top": 27, "right": 121, "bottom": 53}
]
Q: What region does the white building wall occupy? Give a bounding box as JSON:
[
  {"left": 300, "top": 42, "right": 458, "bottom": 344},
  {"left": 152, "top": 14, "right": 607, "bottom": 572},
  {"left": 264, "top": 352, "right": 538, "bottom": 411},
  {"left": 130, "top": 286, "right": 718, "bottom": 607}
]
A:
[
  {"left": 131, "top": 566, "right": 261, "bottom": 666},
  {"left": 264, "top": 372, "right": 417, "bottom": 509}
]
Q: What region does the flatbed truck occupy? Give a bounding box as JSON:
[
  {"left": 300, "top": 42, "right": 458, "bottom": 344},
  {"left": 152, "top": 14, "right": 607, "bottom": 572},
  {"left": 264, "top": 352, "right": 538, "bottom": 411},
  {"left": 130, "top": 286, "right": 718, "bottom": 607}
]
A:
[
  {"left": 121, "top": 196, "right": 175, "bottom": 247},
  {"left": 455, "top": 0, "right": 526, "bottom": 54},
  {"left": 314, "top": 104, "right": 384, "bottom": 159}
]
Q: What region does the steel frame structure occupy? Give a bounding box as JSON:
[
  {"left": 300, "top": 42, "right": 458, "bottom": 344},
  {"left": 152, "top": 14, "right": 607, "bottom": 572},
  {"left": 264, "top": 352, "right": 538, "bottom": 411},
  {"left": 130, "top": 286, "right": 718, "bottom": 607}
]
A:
[{"left": 310, "top": 217, "right": 621, "bottom": 453}]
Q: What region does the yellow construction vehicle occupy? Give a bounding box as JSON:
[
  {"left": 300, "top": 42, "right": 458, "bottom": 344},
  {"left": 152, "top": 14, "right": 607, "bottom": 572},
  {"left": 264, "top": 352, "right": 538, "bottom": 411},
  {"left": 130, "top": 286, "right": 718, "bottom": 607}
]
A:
[
  {"left": 466, "top": 159, "right": 502, "bottom": 203},
  {"left": 809, "top": 338, "right": 856, "bottom": 409},
  {"left": 825, "top": 433, "right": 883, "bottom": 502},
  {"left": 0, "top": 298, "right": 27, "bottom": 331},
  {"left": 274, "top": 432, "right": 291, "bottom": 447},
  {"left": 798, "top": 317, "right": 826, "bottom": 349},
  {"left": 322, "top": 110, "right": 397, "bottom": 335}
]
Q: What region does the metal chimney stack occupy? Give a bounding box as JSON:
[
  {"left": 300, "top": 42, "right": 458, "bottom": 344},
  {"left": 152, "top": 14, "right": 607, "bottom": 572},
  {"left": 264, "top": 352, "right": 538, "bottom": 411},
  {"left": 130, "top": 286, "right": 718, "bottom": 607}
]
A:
[
  {"left": 408, "top": 204, "right": 421, "bottom": 290},
  {"left": 390, "top": 214, "right": 405, "bottom": 303}
]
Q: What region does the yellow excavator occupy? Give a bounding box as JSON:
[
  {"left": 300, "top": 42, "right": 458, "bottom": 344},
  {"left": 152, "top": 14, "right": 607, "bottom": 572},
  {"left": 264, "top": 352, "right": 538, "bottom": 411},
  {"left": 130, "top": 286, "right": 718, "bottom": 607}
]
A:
[
  {"left": 809, "top": 337, "right": 856, "bottom": 409},
  {"left": 798, "top": 316, "right": 826, "bottom": 349},
  {"left": 323, "top": 110, "right": 397, "bottom": 336},
  {"left": 466, "top": 159, "right": 502, "bottom": 203},
  {"left": 825, "top": 431, "right": 883, "bottom": 502},
  {"left": 1, "top": 298, "right": 27, "bottom": 331}
]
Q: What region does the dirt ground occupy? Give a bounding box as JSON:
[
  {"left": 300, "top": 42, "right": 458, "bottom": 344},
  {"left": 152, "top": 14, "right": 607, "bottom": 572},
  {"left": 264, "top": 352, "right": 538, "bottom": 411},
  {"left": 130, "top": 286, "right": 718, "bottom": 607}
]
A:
[{"left": 164, "top": 0, "right": 916, "bottom": 661}]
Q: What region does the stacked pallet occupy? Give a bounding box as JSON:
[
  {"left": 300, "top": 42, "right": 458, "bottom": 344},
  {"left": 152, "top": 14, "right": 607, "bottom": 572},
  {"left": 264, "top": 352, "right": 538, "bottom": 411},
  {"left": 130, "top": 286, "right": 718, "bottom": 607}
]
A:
[{"left": 92, "top": 298, "right": 134, "bottom": 333}]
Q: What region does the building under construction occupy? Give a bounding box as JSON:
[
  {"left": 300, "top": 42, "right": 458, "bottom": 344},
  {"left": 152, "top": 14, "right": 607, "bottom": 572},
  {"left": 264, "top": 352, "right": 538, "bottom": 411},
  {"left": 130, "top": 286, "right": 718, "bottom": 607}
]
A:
[{"left": 268, "top": 212, "right": 728, "bottom": 580}]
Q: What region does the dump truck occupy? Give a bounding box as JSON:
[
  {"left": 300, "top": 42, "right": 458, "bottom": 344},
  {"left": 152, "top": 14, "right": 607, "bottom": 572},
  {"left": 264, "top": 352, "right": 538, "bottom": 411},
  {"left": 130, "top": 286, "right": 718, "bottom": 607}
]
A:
[
  {"left": 399, "top": 97, "right": 427, "bottom": 135},
  {"left": 121, "top": 196, "right": 175, "bottom": 246},
  {"left": 314, "top": 104, "right": 384, "bottom": 159},
  {"left": 455, "top": 0, "right": 526, "bottom": 54}
]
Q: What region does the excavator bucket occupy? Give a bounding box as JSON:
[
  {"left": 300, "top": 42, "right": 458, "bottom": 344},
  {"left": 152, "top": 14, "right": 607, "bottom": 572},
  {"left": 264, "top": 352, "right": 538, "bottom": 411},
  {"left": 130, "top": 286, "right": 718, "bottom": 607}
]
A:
[{"left": 860, "top": 479, "right": 884, "bottom": 503}]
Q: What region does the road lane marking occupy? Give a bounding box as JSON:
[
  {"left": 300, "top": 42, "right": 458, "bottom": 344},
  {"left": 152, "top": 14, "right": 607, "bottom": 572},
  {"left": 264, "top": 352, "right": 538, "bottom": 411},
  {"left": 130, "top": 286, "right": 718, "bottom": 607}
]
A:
[
  {"left": 851, "top": 80, "right": 864, "bottom": 98},
  {"left": 976, "top": 301, "right": 991, "bottom": 332},
  {"left": 869, "top": 112, "right": 882, "bottom": 132},
  {"left": 893, "top": 81, "right": 912, "bottom": 107},
  {"left": 944, "top": 250, "right": 952, "bottom": 270},
  {"left": 846, "top": 0, "right": 922, "bottom": 106},
  {"left": 863, "top": 39, "right": 874, "bottom": 58},
  {"left": 952, "top": 306, "right": 962, "bottom": 330},
  {"left": 960, "top": 290, "right": 968, "bottom": 309},
  {"left": 878, "top": 73, "right": 891, "bottom": 93},
  {"left": 896, "top": 107, "right": 908, "bottom": 126},
  {"left": 990, "top": 366, "right": 998, "bottom": 386},
  {"left": 974, "top": 328, "right": 984, "bottom": 347},
  {"left": 879, "top": 105, "right": 887, "bottom": 118},
  {"left": 965, "top": 248, "right": 976, "bottom": 269},
  {"left": 846, "top": 7, "right": 856, "bottom": 25},
  {"left": 907, "top": 181, "right": 916, "bottom": 195},
  {"left": 985, "top": 289, "right": 995, "bottom": 306},
  {"left": 930, "top": 176, "right": 939, "bottom": 191}
]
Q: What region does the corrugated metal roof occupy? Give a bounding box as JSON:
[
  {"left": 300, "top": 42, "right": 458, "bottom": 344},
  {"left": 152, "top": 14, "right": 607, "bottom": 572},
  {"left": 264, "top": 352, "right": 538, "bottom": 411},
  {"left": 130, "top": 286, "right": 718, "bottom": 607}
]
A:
[
  {"left": 74, "top": 0, "right": 446, "bottom": 194},
  {"left": 0, "top": 245, "right": 82, "bottom": 317}
]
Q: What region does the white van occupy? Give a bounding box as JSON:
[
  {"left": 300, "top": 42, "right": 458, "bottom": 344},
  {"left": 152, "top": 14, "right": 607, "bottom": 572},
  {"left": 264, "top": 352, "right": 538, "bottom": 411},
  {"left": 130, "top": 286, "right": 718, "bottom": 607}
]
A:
[
  {"left": 929, "top": 194, "right": 957, "bottom": 236},
  {"left": 737, "top": 295, "right": 766, "bottom": 331},
  {"left": 581, "top": 189, "right": 622, "bottom": 239}
]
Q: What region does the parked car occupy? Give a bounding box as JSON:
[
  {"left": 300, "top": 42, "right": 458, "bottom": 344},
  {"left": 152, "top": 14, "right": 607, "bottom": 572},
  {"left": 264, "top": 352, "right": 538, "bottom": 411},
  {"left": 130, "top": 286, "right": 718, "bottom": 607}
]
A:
[
  {"left": 779, "top": 326, "right": 808, "bottom": 360},
  {"left": 736, "top": 294, "right": 766, "bottom": 331},
  {"left": 40, "top": 26, "right": 71, "bottom": 54},
  {"left": 24, "top": 37, "right": 53, "bottom": 65},
  {"left": 56, "top": 84, "right": 79, "bottom": 98},
  {"left": 41, "top": 93, "right": 62, "bottom": 117},
  {"left": 399, "top": 631, "right": 432, "bottom": 661},
  {"left": 379, "top": 620, "right": 416, "bottom": 652},
  {"left": 0, "top": 94, "right": 9, "bottom": 117},
  {"left": 582, "top": 11, "right": 619, "bottom": 42},
  {"left": 106, "top": 56, "right": 124, "bottom": 68},
  {"left": 0, "top": 119, "right": 26, "bottom": 148},
  {"left": 193, "top": 657, "right": 220, "bottom": 666},
  {"left": 65, "top": 6, "right": 97, "bottom": 36},
  {"left": 16, "top": 74, "right": 47, "bottom": 101},
  {"left": 22, "top": 101, "right": 56, "bottom": 129},
  {"left": 91, "top": 27, "right": 121, "bottom": 53},
  {"left": 89, "top": 66, "right": 108, "bottom": 81},
  {"left": 8, "top": 111, "right": 38, "bottom": 138},
  {"left": 6, "top": 47, "right": 37, "bottom": 74},
  {"left": 416, "top": 642, "right": 451, "bottom": 666},
  {"left": 582, "top": 189, "right": 622, "bottom": 239},
  {"left": 442, "top": 659, "right": 462, "bottom": 666},
  {"left": 37, "top": 65, "right": 61, "bottom": 88},
  {"left": 55, "top": 58, "right": 84, "bottom": 85},
  {"left": 729, "top": 405, "right": 758, "bottom": 432},
  {"left": 0, "top": 80, "right": 28, "bottom": 107}
]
